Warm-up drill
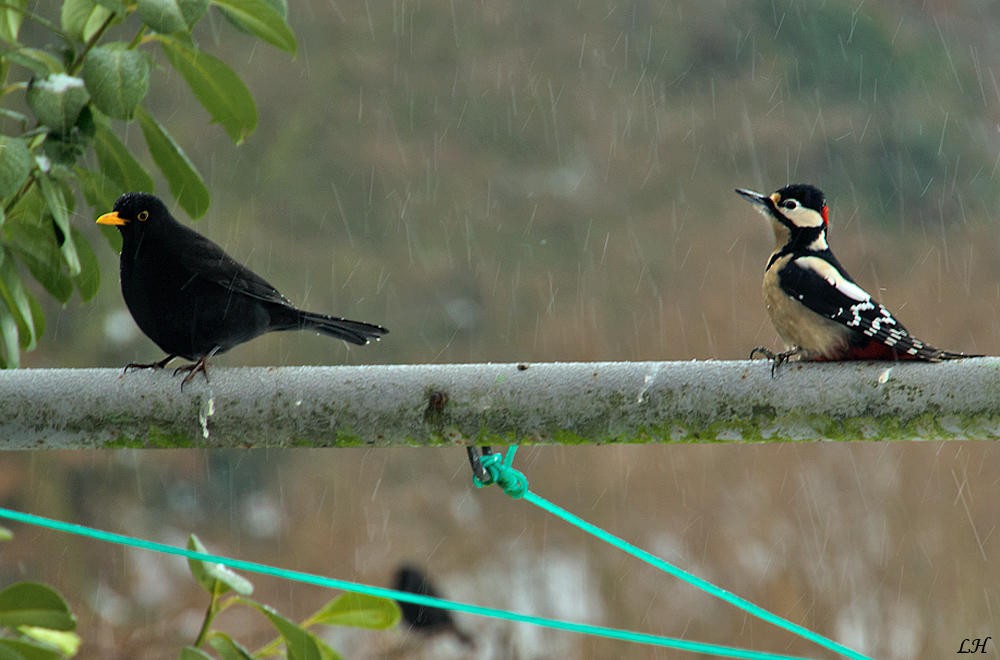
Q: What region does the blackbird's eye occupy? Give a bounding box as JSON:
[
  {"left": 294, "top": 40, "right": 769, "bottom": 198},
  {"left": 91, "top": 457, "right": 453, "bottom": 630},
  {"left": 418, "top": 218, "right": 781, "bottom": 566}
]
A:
[
  {"left": 138, "top": 210, "right": 149, "bottom": 221},
  {"left": 782, "top": 199, "right": 799, "bottom": 210}
]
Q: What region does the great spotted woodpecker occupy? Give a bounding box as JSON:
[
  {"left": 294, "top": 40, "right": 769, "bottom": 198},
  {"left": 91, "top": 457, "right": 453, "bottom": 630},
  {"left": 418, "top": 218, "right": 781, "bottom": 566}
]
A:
[{"left": 735, "top": 183, "right": 979, "bottom": 371}]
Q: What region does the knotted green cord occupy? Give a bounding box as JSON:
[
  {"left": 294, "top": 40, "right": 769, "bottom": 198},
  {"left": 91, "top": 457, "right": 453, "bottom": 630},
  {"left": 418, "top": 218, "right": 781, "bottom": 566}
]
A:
[
  {"left": 473, "top": 447, "right": 873, "bottom": 660},
  {"left": 471, "top": 448, "right": 527, "bottom": 497},
  {"left": 0, "top": 507, "right": 818, "bottom": 660}
]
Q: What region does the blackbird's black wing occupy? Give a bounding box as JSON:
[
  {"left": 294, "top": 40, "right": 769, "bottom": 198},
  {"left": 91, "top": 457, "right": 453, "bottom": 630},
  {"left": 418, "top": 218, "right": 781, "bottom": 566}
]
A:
[
  {"left": 777, "top": 254, "right": 932, "bottom": 357},
  {"left": 175, "top": 225, "right": 294, "bottom": 307},
  {"left": 168, "top": 221, "right": 387, "bottom": 345}
]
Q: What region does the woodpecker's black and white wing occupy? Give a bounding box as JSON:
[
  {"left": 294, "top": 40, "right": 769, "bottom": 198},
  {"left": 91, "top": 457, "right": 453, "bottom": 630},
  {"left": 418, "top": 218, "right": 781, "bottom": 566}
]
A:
[{"left": 776, "top": 255, "right": 952, "bottom": 360}]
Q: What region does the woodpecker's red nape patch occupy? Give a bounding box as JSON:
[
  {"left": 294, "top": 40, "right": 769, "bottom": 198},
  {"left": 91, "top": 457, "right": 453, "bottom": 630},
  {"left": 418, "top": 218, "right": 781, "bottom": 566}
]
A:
[{"left": 821, "top": 205, "right": 829, "bottom": 226}]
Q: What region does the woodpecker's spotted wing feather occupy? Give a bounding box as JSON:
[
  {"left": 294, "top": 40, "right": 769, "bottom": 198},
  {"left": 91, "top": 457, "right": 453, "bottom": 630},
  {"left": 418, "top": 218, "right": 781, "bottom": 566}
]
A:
[{"left": 776, "top": 255, "right": 954, "bottom": 361}]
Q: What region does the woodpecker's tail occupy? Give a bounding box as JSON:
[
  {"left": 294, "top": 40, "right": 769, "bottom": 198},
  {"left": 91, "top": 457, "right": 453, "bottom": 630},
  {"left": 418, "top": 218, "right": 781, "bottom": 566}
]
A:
[
  {"left": 923, "top": 348, "right": 983, "bottom": 362},
  {"left": 839, "top": 336, "right": 981, "bottom": 362}
]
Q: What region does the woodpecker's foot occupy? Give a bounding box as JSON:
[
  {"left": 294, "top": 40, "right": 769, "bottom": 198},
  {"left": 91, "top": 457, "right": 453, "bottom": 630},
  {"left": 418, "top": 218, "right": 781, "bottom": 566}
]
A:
[
  {"left": 749, "top": 346, "right": 776, "bottom": 361},
  {"left": 750, "top": 346, "right": 800, "bottom": 378},
  {"left": 173, "top": 357, "right": 211, "bottom": 391},
  {"left": 123, "top": 354, "right": 177, "bottom": 376}
]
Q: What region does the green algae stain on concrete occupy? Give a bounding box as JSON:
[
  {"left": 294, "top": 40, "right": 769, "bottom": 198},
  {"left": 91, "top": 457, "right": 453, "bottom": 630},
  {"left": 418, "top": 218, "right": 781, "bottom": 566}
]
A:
[
  {"left": 102, "top": 435, "right": 145, "bottom": 449},
  {"left": 147, "top": 425, "right": 197, "bottom": 448}
]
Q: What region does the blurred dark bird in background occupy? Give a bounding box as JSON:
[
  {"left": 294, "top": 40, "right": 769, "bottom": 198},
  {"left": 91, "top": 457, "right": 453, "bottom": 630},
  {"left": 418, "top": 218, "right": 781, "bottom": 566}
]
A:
[{"left": 394, "top": 564, "right": 475, "bottom": 648}]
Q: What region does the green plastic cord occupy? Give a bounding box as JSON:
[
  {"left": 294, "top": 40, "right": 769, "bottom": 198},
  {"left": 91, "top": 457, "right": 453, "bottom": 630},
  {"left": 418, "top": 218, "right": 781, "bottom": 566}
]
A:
[
  {"left": 473, "top": 447, "right": 873, "bottom": 660},
  {"left": 0, "top": 506, "right": 822, "bottom": 660}
]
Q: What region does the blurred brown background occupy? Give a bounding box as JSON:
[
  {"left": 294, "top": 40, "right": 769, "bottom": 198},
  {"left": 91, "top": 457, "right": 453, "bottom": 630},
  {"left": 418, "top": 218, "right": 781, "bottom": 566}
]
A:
[{"left": 3, "top": 0, "right": 1000, "bottom": 658}]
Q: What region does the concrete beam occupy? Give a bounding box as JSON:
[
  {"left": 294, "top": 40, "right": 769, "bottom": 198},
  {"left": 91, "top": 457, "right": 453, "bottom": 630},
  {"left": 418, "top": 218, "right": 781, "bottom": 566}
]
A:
[{"left": 0, "top": 359, "right": 997, "bottom": 448}]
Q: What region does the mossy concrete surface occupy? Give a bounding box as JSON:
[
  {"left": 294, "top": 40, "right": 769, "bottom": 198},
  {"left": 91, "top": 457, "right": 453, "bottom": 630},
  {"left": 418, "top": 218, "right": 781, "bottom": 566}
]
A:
[{"left": 0, "top": 359, "right": 998, "bottom": 448}]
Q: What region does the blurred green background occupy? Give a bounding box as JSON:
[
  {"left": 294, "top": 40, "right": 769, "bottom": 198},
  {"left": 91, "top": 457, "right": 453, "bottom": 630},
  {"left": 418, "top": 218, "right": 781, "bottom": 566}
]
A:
[{"left": 4, "top": 1, "right": 1000, "bottom": 658}]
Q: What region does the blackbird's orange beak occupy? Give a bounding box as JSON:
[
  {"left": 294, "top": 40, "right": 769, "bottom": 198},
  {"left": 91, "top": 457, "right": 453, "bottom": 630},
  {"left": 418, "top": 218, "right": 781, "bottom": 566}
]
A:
[{"left": 96, "top": 211, "right": 126, "bottom": 226}]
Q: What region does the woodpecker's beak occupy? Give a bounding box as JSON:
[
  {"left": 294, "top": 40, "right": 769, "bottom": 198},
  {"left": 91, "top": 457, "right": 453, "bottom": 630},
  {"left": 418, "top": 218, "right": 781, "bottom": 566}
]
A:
[{"left": 735, "top": 188, "right": 770, "bottom": 207}]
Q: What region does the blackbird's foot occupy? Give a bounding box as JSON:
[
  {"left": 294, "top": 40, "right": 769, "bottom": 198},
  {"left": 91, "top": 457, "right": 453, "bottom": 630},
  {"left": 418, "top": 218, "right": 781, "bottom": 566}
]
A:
[
  {"left": 123, "top": 354, "right": 177, "bottom": 376},
  {"left": 173, "top": 357, "right": 211, "bottom": 391},
  {"left": 750, "top": 346, "right": 801, "bottom": 378},
  {"left": 172, "top": 349, "right": 220, "bottom": 391}
]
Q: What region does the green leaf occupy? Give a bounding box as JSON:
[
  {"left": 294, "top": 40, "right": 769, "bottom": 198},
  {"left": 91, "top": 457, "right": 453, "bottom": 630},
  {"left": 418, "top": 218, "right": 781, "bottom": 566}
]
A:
[
  {"left": 138, "top": 0, "right": 209, "bottom": 33},
  {"left": 178, "top": 647, "right": 214, "bottom": 660},
  {"left": 312, "top": 593, "right": 400, "bottom": 630},
  {"left": 0, "top": 638, "right": 60, "bottom": 660},
  {"left": 212, "top": 0, "right": 295, "bottom": 54},
  {"left": 3, "top": 185, "right": 44, "bottom": 230},
  {"left": 0, "top": 299, "right": 17, "bottom": 368},
  {"left": 312, "top": 637, "right": 343, "bottom": 660},
  {"left": 82, "top": 45, "right": 151, "bottom": 120},
  {"left": 0, "top": 583, "right": 75, "bottom": 631},
  {"left": 16, "top": 628, "right": 81, "bottom": 657},
  {"left": 0, "top": 525, "right": 11, "bottom": 540},
  {"left": 2, "top": 49, "right": 63, "bottom": 77},
  {"left": 0, "top": 246, "right": 37, "bottom": 351},
  {"left": 75, "top": 165, "right": 123, "bottom": 212},
  {"left": 26, "top": 74, "right": 90, "bottom": 134},
  {"left": 40, "top": 111, "right": 95, "bottom": 167},
  {"left": 70, "top": 227, "right": 100, "bottom": 301},
  {"left": 239, "top": 600, "right": 322, "bottom": 660},
  {"left": 207, "top": 633, "right": 254, "bottom": 660},
  {"left": 0, "top": 136, "right": 31, "bottom": 199},
  {"left": 36, "top": 172, "right": 80, "bottom": 276},
  {"left": 0, "top": 641, "right": 22, "bottom": 660},
  {"left": 2, "top": 187, "right": 76, "bottom": 301},
  {"left": 135, "top": 106, "right": 209, "bottom": 218},
  {"left": 61, "top": 0, "right": 116, "bottom": 43},
  {"left": 0, "top": 1, "right": 28, "bottom": 45},
  {"left": 74, "top": 167, "right": 124, "bottom": 251},
  {"left": 26, "top": 292, "right": 43, "bottom": 344},
  {"left": 94, "top": 125, "right": 154, "bottom": 193},
  {"left": 93, "top": 0, "right": 128, "bottom": 12},
  {"left": 186, "top": 535, "right": 254, "bottom": 596},
  {"left": 156, "top": 36, "right": 257, "bottom": 144},
  {"left": 1, "top": 223, "right": 69, "bottom": 303}
]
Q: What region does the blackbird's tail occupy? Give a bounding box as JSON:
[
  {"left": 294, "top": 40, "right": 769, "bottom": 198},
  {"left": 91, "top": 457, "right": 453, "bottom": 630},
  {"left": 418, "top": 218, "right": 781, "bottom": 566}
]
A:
[{"left": 279, "top": 309, "right": 388, "bottom": 345}]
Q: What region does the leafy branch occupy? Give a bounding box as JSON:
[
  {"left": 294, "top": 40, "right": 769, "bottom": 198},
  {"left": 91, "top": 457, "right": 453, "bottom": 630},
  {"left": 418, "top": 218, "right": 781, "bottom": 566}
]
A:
[
  {"left": 0, "top": 528, "right": 81, "bottom": 659},
  {"left": 182, "top": 534, "right": 401, "bottom": 660}
]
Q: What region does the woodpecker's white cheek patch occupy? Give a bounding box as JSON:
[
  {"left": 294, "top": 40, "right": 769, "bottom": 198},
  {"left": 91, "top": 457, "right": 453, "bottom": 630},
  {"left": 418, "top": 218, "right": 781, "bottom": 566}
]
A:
[{"left": 784, "top": 206, "right": 826, "bottom": 228}]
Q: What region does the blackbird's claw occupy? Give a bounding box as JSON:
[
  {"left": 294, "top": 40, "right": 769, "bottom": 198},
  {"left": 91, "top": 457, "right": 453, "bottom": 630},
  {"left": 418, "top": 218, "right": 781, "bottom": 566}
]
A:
[
  {"left": 174, "top": 357, "right": 210, "bottom": 391},
  {"left": 173, "top": 348, "right": 220, "bottom": 391}
]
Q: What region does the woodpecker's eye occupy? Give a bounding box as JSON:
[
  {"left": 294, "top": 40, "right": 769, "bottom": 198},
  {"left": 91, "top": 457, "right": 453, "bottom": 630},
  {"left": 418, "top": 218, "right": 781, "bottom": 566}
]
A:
[
  {"left": 782, "top": 199, "right": 799, "bottom": 210},
  {"left": 138, "top": 210, "right": 149, "bottom": 221}
]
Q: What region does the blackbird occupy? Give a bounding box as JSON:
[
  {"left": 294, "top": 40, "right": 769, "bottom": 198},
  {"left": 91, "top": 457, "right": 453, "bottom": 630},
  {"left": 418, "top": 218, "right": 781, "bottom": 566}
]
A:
[
  {"left": 98, "top": 192, "right": 387, "bottom": 386},
  {"left": 394, "top": 565, "right": 474, "bottom": 647}
]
